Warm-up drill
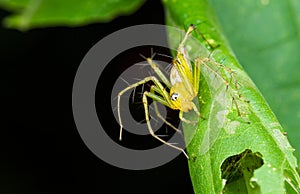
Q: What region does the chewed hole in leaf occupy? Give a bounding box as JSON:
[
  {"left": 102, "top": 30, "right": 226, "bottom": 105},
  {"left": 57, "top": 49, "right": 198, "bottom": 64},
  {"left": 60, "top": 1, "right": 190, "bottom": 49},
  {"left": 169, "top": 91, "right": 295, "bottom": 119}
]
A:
[{"left": 221, "top": 149, "right": 264, "bottom": 193}]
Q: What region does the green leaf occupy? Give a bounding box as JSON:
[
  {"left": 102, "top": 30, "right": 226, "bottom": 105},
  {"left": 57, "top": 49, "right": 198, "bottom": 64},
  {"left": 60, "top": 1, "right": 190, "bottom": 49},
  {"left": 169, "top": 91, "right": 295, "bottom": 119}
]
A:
[
  {"left": 0, "top": 0, "right": 145, "bottom": 30},
  {"left": 163, "top": 0, "right": 300, "bottom": 193},
  {"left": 209, "top": 0, "right": 300, "bottom": 162}
]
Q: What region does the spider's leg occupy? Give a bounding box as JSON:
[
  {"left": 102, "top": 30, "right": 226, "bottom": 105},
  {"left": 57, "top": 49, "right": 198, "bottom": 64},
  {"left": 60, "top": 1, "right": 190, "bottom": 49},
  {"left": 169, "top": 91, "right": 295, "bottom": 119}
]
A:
[
  {"left": 177, "top": 24, "right": 195, "bottom": 52},
  {"left": 192, "top": 54, "right": 201, "bottom": 95},
  {"left": 142, "top": 91, "right": 189, "bottom": 159},
  {"left": 118, "top": 76, "right": 171, "bottom": 141},
  {"left": 195, "top": 57, "right": 250, "bottom": 121},
  {"left": 146, "top": 58, "right": 171, "bottom": 88},
  {"left": 150, "top": 85, "right": 182, "bottom": 135},
  {"left": 193, "top": 26, "right": 220, "bottom": 50},
  {"left": 179, "top": 111, "right": 199, "bottom": 124},
  {"left": 118, "top": 76, "right": 163, "bottom": 140},
  {"left": 192, "top": 102, "right": 204, "bottom": 118}
]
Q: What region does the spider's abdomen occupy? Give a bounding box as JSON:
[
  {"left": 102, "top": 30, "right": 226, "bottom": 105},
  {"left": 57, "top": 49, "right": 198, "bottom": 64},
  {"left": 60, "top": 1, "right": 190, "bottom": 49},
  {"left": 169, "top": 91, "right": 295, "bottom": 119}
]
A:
[{"left": 170, "top": 66, "right": 182, "bottom": 85}]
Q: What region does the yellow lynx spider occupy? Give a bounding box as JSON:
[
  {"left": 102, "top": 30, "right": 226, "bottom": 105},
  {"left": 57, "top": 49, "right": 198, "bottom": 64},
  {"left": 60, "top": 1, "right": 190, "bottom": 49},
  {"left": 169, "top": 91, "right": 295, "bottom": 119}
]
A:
[{"left": 117, "top": 24, "right": 239, "bottom": 159}]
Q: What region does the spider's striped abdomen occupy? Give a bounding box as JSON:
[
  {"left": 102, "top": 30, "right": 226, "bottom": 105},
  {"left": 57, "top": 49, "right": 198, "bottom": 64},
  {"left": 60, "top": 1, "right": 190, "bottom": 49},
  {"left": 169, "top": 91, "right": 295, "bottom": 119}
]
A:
[{"left": 169, "top": 54, "right": 197, "bottom": 112}]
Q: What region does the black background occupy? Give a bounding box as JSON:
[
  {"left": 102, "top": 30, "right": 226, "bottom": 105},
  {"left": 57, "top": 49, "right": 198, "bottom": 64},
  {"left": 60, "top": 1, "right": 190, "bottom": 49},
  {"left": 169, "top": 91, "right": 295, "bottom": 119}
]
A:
[{"left": 1, "top": 0, "right": 194, "bottom": 193}]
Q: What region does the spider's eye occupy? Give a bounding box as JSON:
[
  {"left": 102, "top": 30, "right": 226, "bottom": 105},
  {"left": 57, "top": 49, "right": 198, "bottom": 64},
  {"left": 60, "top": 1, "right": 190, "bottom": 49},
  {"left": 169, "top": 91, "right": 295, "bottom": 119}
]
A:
[{"left": 171, "top": 93, "right": 179, "bottom": 101}]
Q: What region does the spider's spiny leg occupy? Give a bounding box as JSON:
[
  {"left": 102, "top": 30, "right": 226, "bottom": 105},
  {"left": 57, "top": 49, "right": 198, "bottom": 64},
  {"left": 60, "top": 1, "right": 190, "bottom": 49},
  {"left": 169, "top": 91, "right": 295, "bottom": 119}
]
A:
[
  {"left": 143, "top": 91, "right": 189, "bottom": 159},
  {"left": 118, "top": 76, "right": 161, "bottom": 141},
  {"left": 150, "top": 85, "right": 182, "bottom": 135},
  {"left": 179, "top": 111, "right": 199, "bottom": 124}
]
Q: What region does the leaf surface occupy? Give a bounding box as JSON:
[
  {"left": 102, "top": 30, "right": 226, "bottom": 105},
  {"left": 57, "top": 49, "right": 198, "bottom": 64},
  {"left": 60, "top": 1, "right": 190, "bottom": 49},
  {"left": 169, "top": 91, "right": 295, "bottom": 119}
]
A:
[
  {"left": 163, "top": 0, "right": 300, "bottom": 193},
  {"left": 210, "top": 0, "right": 300, "bottom": 161}
]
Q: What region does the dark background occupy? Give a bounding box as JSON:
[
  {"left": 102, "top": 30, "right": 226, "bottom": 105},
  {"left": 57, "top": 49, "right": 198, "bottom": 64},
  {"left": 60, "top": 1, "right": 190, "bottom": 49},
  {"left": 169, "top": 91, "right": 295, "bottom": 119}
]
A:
[{"left": 1, "top": 0, "right": 194, "bottom": 193}]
